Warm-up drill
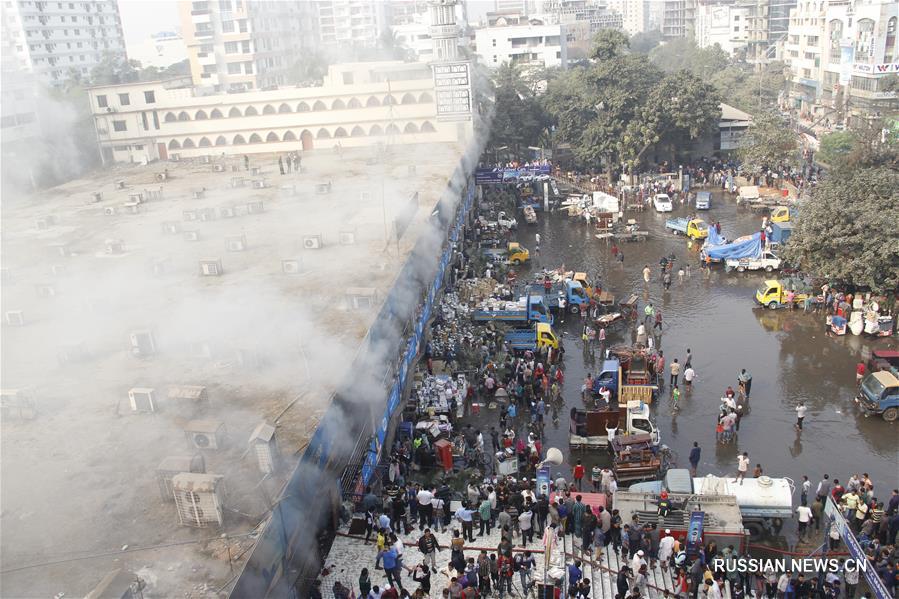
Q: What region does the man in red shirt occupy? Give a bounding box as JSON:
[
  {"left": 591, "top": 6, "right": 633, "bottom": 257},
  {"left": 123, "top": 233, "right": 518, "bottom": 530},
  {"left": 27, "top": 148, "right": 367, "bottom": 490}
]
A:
[
  {"left": 856, "top": 362, "right": 866, "bottom": 384},
  {"left": 573, "top": 460, "right": 585, "bottom": 491}
]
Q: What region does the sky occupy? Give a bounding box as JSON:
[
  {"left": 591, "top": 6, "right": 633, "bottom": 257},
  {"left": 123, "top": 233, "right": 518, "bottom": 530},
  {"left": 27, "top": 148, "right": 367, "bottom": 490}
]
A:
[{"left": 118, "top": 0, "right": 181, "bottom": 47}]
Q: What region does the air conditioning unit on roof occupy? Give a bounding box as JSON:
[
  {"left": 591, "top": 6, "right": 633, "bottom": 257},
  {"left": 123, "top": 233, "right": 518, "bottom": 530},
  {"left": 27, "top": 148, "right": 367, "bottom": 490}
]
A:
[{"left": 302, "top": 235, "right": 322, "bottom": 250}]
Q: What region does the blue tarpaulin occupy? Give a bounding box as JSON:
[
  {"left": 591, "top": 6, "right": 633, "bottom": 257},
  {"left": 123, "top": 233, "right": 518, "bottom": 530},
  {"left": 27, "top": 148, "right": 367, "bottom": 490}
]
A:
[
  {"left": 707, "top": 226, "right": 724, "bottom": 247},
  {"left": 704, "top": 232, "right": 763, "bottom": 261}
]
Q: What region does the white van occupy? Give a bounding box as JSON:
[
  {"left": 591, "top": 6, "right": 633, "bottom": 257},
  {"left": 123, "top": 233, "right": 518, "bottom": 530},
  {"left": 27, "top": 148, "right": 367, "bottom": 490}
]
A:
[{"left": 653, "top": 193, "right": 673, "bottom": 212}]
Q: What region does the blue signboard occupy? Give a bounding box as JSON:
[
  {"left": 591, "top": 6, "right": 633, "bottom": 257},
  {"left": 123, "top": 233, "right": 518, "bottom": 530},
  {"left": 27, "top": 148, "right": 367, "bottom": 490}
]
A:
[
  {"left": 686, "top": 511, "right": 704, "bottom": 559},
  {"left": 475, "top": 165, "right": 551, "bottom": 185},
  {"left": 536, "top": 466, "right": 551, "bottom": 498}
]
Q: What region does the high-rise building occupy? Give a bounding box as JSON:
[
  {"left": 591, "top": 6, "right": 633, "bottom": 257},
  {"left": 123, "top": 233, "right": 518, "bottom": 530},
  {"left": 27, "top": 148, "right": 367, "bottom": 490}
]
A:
[
  {"left": 531, "top": 0, "right": 623, "bottom": 56},
  {"left": 0, "top": 0, "right": 127, "bottom": 87},
  {"left": 696, "top": 3, "right": 749, "bottom": 55},
  {"left": 785, "top": 0, "right": 898, "bottom": 120},
  {"left": 661, "top": 0, "right": 697, "bottom": 39},
  {"left": 474, "top": 22, "right": 568, "bottom": 68},
  {"left": 605, "top": 0, "right": 651, "bottom": 35},
  {"left": 179, "top": 0, "right": 317, "bottom": 93},
  {"left": 317, "top": 0, "right": 390, "bottom": 47}
]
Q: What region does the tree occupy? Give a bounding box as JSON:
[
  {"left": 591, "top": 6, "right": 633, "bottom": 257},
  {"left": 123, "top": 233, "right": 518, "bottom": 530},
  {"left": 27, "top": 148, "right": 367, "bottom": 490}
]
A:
[
  {"left": 650, "top": 38, "right": 729, "bottom": 80},
  {"left": 288, "top": 51, "right": 328, "bottom": 84},
  {"left": 817, "top": 131, "right": 855, "bottom": 168},
  {"left": 630, "top": 30, "right": 662, "bottom": 54},
  {"left": 487, "top": 63, "right": 549, "bottom": 158},
  {"left": 784, "top": 167, "right": 899, "bottom": 292},
  {"left": 737, "top": 110, "right": 799, "bottom": 175},
  {"left": 89, "top": 52, "right": 139, "bottom": 85},
  {"left": 880, "top": 73, "right": 899, "bottom": 93},
  {"left": 590, "top": 29, "right": 630, "bottom": 61}
]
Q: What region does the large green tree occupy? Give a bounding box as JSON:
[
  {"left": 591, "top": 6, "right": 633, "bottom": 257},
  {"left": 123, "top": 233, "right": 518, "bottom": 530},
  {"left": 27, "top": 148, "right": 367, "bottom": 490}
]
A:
[
  {"left": 817, "top": 131, "right": 855, "bottom": 168},
  {"left": 487, "top": 63, "right": 549, "bottom": 158},
  {"left": 785, "top": 167, "right": 899, "bottom": 292},
  {"left": 737, "top": 110, "right": 799, "bottom": 175},
  {"left": 542, "top": 34, "right": 721, "bottom": 176}
]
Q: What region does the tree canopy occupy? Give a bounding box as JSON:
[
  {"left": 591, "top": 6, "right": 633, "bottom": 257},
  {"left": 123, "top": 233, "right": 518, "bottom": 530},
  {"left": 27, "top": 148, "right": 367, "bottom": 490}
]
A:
[
  {"left": 487, "top": 63, "right": 550, "bottom": 158},
  {"left": 737, "top": 110, "right": 799, "bottom": 175},
  {"left": 785, "top": 166, "right": 899, "bottom": 292},
  {"left": 542, "top": 34, "right": 721, "bottom": 175},
  {"left": 817, "top": 131, "right": 855, "bottom": 168}
]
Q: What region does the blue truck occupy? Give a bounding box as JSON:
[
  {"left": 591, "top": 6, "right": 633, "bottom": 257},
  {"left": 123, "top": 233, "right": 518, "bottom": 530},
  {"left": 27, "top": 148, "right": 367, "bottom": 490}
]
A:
[
  {"left": 531, "top": 279, "right": 591, "bottom": 313},
  {"left": 768, "top": 221, "right": 794, "bottom": 248},
  {"left": 472, "top": 293, "right": 552, "bottom": 324},
  {"left": 855, "top": 371, "right": 899, "bottom": 422},
  {"left": 504, "top": 323, "right": 561, "bottom": 352}
]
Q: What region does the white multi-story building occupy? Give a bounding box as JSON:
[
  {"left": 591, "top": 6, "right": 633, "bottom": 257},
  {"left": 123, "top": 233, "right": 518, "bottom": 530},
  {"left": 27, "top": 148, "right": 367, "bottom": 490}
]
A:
[
  {"left": 179, "top": 0, "right": 317, "bottom": 93},
  {"left": 605, "top": 0, "right": 651, "bottom": 35},
  {"left": 475, "top": 22, "right": 568, "bottom": 68},
  {"left": 317, "top": 0, "right": 390, "bottom": 48},
  {"left": 0, "top": 0, "right": 126, "bottom": 87},
  {"left": 696, "top": 3, "right": 750, "bottom": 56},
  {"left": 785, "top": 0, "right": 898, "bottom": 119},
  {"left": 86, "top": 61, "right": 470, "bottom": 164},
  {"left": 661, "top": 0, "right": 697, "bottom": 39}
]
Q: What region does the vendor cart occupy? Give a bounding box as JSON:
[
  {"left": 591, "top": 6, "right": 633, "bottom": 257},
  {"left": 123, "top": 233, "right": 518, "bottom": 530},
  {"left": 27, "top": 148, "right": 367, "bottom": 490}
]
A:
[
  {"left": 830, "top": 315, "right": 847, "bottom": 336},
  {"left": 596, "top": 290, "right": 615, "bottom": 306},
  {"left": 619, "top": 294, "right": 639, "bottom": 320},
  {"left": 611, "top": 434, "right": 664, "bottom": 482}
]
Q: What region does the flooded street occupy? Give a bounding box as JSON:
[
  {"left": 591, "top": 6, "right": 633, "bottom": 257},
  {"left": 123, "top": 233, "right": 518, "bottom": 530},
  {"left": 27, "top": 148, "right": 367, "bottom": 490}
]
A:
[{"left": 524, "top": 190, "right": 898, "bottom": 508}]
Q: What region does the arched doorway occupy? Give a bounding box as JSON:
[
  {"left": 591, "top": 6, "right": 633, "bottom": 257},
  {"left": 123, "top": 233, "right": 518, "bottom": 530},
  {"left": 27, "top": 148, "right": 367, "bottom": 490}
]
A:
[{"left": 301, "top": 130, "right": 314, "bottom": 151}]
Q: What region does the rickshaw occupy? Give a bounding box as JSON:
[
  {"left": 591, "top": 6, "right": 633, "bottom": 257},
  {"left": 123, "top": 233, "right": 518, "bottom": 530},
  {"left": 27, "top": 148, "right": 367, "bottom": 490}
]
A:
[{"left": 619, "top": 294, "right": 639, "bottom": 320}]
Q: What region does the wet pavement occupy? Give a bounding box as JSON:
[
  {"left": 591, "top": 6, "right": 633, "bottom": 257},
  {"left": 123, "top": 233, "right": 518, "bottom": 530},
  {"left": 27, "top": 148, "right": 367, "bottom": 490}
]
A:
[{"left": 518, "top": 190, "right": 898, "bottom": 522}]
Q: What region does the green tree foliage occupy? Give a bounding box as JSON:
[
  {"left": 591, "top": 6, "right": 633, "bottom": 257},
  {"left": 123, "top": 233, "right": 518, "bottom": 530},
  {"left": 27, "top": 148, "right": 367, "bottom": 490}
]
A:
[
  {"left": 590, "top": 29, "right": 630, "bottom": 61},
  {"left": 629, "top": 30, "right": 662, "bottom": 54},
  {"left": 487, "top": 63, "right": 550, "bottom": 158},
  {"left": 737, "top": 110, "right": 799, "bottom": 175},
  {"left": 785, "top": 167, "right": 899, "bottom": 292},
  {"left": 543, "top": 34, "right": 721, "bottom": 175},
  {"left": 649, "top": 38, "right": 729, "bottom": 80},
  {"left": 89, "top": 52, "right": 140, "bottom": 85},
  {"left": 648, "top": 39, "right": 786, "bottom": 114},
  {"left": 817, "top": 131, "right": 855, "bottom": 167}
]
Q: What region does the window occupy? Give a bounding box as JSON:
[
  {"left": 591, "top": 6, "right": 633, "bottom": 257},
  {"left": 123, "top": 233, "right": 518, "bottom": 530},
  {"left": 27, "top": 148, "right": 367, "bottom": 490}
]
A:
[
  {"left": 227, "top": 62, "right": 241, "bottom": 74},
  {"left": 96, "top": 94, "right": 107, "bottom": 108},
  {"left": 118, "top": 92, "right": 129, "bottom": 105},
  {"left": 807, "top": 35, "right": 818, "bottom": 46},
  {"left": 221, "top": 19, "right": 234, "bottom": 32},
  {"left": 113, "top": 145, "right": 129, "bottom": 151},
  {"left": 492, "top": 38, "right": 496, "bottom": 47},
  {"left": 224, "top": 41, "right": 238, "bottom": 53},
  {"left": 152, "top": 110, "right": 159, "bottom": 129},
  {"left": 342, "top": 71, "right": 353, "bottom": 84},
  {"left": 241, "top": 40, "right": 250, "bottom": 53},
  {"left": 141, "top": 111, "right": 148, "bottom": 129},
  {"left": 112, "top": 120, "right": 127, "bottom": 131},
  {"left": 219, "top": 0, "right": 231, "bottom": 9},
  {"left": 144, "top": 90, "right": 155, "bottom": 103},
  {"left": 238, "top": 19, "right": 247, "bottom": 33},
  {"left": 243, "top": 61, "right": 253, "bottom": 74},
  {"left": 734, "top": 26, "right": 740, "bottom": 32}
]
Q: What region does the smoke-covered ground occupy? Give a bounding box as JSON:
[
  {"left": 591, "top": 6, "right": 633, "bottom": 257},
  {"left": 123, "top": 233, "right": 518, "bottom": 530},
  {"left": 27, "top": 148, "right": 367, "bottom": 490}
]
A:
[{"left": 0, "top": 142, "right": 468, "bottom": 597}]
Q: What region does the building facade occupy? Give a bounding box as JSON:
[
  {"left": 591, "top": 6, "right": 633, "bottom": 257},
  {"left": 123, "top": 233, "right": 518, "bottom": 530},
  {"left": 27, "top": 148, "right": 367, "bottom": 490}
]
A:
[
  {"left": 475, "top": 22, "right": 568, "bottom": 68},
  {"left": 317, "top": 0, "right": 390, "bottom": 48},
  {"left": 179, "top": 0, "right": 317, "bottom": 93},
  {"left": 0, "top": 0, "right": 126, "bottom": 87},
  {"left": 605, "top": 0, "right": 652, "bottom": 35},
  {"left": 696, "top": 3, "right": 750, "bottom": 56},
  {"left": 785, "top": 0, "right": 898, "bottom": 120},
  {"left": 662, "top": 0, "right": 697, "bottom": 39},
  {"left": 86, "top": 61, "right": 472, "bottom": 164}
]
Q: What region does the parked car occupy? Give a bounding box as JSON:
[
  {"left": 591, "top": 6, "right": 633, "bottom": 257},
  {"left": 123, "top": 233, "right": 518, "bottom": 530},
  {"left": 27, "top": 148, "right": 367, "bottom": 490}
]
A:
[{"left": 653, "top": 193, "right": 673, "bottom": 212}]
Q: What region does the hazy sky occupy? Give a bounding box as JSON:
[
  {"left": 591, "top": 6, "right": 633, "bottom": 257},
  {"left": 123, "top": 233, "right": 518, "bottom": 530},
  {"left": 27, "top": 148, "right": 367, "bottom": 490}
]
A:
[{"left": 118, "top": 0, "right": 181, "bottom": 46}]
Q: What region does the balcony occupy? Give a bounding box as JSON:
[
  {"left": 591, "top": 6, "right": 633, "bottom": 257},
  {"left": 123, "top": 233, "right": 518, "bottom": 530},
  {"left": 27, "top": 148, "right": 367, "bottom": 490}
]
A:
[
  {"left": 197, "top": 51, "right": 217, "bottom": 66},
  {"left": 194, "top": 28, "right": 214, "bottom": 38}
]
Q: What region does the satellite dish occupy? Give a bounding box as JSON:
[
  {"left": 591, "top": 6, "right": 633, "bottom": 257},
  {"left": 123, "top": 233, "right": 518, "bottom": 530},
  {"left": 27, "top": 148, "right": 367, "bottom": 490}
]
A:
[{"left": 543, "top": 447, "right": 564, "bottom": 466}]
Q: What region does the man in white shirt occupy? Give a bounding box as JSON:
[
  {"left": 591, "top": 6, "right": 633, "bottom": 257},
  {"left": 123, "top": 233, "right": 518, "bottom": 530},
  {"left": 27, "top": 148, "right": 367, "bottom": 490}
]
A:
[
  {"left": 796, "top": 504, "right": 813, "bottom": 540},
  {"left": 736, "top": 452, "right": 749, "bottom": 485},
  {"left": 416, "top": 487, "right": 434, "bottom": 531},
  {"left": 606, "top": 425, "right": 618, "bottom": 446},
  {"left": 795, "top": 402, "right": 807, "bottom": 430},
  {"left": 519, "top": 507, "right": 535, "bottom": 545},
  {"left": 684, "top": 366, "right": 695, "bottom": 388},
  {"left": 658, "top": 529, "right": 676, "bottom": 570},
  {"left": 631, "top": 549, "right": 646, "bottom": 573}
]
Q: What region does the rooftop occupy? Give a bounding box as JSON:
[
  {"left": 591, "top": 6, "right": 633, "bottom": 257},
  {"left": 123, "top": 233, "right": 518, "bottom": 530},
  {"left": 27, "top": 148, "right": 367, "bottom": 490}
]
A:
[{"left": 0, "top": 141, "right": 467, "bottom": 596}]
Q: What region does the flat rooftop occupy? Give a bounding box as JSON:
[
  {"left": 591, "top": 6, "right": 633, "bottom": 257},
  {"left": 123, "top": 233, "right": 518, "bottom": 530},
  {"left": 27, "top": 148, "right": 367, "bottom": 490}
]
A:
[{"left": 0, "top": 142, "right": 466, "bottom": 596}]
